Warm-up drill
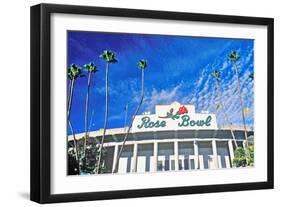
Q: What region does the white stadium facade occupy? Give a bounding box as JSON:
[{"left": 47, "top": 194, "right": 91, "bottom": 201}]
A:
[{"left": 68, "top": 102, "right": 253, "bottom": 174}]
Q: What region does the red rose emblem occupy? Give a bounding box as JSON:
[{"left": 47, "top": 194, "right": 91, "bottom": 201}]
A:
[{"left": 178, "top": 106, "right": 188, "bottom": 114}]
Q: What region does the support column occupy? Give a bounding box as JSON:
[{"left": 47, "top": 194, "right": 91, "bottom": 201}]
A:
[
  {"left": 153, "top": 141, "right": 158, "bottom": 172},
  {"left": 132, "top": 143, "right": 138, "bottom": 173},
  {"left": 112, "top": 144, "right": 119, "bottom": 173},
  {"left": 174, "top": 141, "right": 179, "bottom": 171},
  {"left": 194, "top": 140, "right": 199, "bottom": 170},
  {"left": 212, "top": 140, "right": 219, "bottom": 169},
  {"left": 228, "top": 140, "right": 235, "bottom": 167},
  {"left": 242, "top": 140, "right": 246, "bottom": 149}
]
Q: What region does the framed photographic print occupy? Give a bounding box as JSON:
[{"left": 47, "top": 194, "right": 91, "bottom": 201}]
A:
[{"left": 30, "top": 3, "right": 274, "bottom": 203}]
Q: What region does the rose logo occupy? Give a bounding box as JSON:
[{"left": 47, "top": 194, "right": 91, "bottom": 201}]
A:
[{"left": 178, "top": 106, "right": 188, "bottom": 115}]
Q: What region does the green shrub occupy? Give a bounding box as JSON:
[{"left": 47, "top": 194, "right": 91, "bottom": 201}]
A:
[
  {"left": 233, "top": 147, "right": 247, "bottom": 167},
  {"left": 233, "top": 144, "right": 254, "bottom": 167}
]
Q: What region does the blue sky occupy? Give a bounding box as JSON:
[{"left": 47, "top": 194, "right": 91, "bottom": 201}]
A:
[{"left": 67, "top": 31, "right": 254, "bottom": 134}]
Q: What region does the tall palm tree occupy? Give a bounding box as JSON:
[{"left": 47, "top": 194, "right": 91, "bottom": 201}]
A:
[
  {"left": 228, "top": 51, "right": 250, "bottom": 164},
  {"left": 113, "top": 59, "right": 147, "bottom": 173},
  {"left": 83, "top": 62, "right": 98, "bottom": 155},
  {"left": 96, "top": 50, "right": 118, "bottom": 173},
  {"left": 211, "top": 70, "right": 238, "bottom": 148},
  {"left": 67, "top": 64, "right": 82, "bottom": 173}
]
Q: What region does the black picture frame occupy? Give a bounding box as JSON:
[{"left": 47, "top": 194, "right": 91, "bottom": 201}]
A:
[{"left": 30, "top": 3, "right": 274, "bottom": 204}]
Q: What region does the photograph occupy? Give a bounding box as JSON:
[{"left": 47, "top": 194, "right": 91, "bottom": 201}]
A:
[{"left": 66, "top": 31, "right": 255, "bottom": 175}]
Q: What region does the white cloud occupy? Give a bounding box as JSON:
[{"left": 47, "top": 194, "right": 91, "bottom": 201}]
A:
[
  {"left": 142, "top": 83, "right": 184, "bottom": 112},
  {"left": 188, "top": 46, "right": 254, "bottom": 127}
]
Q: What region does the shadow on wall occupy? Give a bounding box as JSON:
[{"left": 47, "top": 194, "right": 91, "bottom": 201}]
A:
[{"left": 18, "top": 192, "right": 29, "bottom": 200}]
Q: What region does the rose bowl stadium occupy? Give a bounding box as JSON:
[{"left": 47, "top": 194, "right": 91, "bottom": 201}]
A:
[{"left": 68, "top": 102, "right": 253, "bottom": 174}]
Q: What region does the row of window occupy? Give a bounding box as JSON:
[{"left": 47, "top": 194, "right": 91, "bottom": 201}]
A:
[{"left": 103, "top": 140, "right": 244, "bottom": 173}]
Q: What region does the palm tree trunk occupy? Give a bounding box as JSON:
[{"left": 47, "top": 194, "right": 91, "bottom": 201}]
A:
[
  {"left": 214, "top": 79, "right": 238, "bottom": 148},
  {"left": 113, "top": 69, "right": 145, "bottom": 173},
  {"left": 68, "top": 79, "right": 74, "bottom": 119},
  {"left": 124, "top": 104, "right": 128, "bottom": 131},
  {"left": 84, "top": 72, "right": 92, "bottom": 155},
  {"left": 68, "top": 120, "right": 80, "bottom": 174},
  {"left": 67, "top": 80, "right": 75, "bottom": 150},
  {"left": 233, "top": 63, "right": 250, "bottom": 163},
  {"left": 97, "top": 63, "right": 109, "bottom": 173},
  {"left": 67, "top": 79, "right": 72, "bottom": 107},
  {"left": 67, "top": 79, "right": 80, "bottom": 174}
]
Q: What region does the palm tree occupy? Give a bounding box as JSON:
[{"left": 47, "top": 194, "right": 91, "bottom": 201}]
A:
[
  {"left": 113, "top": 59, "right": 147, "bottom": 173},
  {"left": 228, "top": 51, "right": 250, "bottom": 164},
  {"left": 96, "top": 50, "right": 118, "bottom": 173},
  {"left": 67, "top": 64, "right": 82, "bottom": 173},
  {"left": 83, "top": 62, "right": 98, "bottom": 155},
  {"left": 211, "top": 70, "right": 238, "bottom": 148}
]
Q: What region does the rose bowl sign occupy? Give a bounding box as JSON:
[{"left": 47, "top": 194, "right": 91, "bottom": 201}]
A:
[{"left": 131, "top": 102, "right": 218, "bottom": 133}]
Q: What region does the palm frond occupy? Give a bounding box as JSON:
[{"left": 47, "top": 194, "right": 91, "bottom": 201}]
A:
[
  {"left": 249, "top": 72, "right": 254, "bottom": 80},
  {"left": 228, "top": 51, "right": 240, "bottom": 62},
  {"left": 99, "top": 50, "right": 118, "bottom": 63},
  {"left": 138, "top": 59, "right": 148, "bottom": 70},
  {"left": 84, "top": 62, "right": 98, "bottom": 73},
  {"left": 68, "top": 63, "right": 82, "bottom": 80},
  {"left": 211, "top": 70, "right": 220, "bottom": 79}
]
